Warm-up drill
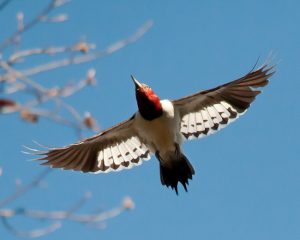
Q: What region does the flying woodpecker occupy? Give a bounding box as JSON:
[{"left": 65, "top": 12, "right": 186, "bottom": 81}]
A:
[{"left": 34, "top": 63, "right": 274, "bottom": 194}]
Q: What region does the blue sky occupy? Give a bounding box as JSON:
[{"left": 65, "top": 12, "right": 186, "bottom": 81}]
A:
[{"left": 1, "top": 0, "right": 299, "bottom": 239}]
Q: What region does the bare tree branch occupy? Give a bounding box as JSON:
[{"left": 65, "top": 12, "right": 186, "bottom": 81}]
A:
[
  {"left": 0, "top": 0, "right": 13, "bottom": 12},
  {"left": 0, "top": 196, "right": 134, "bottom": 222},
  {"left": 0, "top": 0, "right": 150, "bottom": 237},
  {"left": 0, "top": 21, "right": 152, "bottom": 136},
  {"left": 0, "top": 196, "right": 134, "bottom": 238},
  {"left": 1, "top": 20, "right": 153, "bottom": 80},
  {"left": 1, "top": 217, "right": 62, "bottom": 238},
  {"left": 0, "top": 169, "right": 51, "bottom": 208},
  {"left": 0, "top": 0, "right": 69, "bottom": 52},
  {"left": 7, "top": 42, "right": 96, "bottom": 64}
]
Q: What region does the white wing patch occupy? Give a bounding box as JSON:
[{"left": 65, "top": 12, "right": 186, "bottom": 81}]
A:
[
  {"left": 180, "top": 101, "right": 246, "bottom": 140},
  {"left": 95, "top": 136, "right": 150, "bottom": 173}
]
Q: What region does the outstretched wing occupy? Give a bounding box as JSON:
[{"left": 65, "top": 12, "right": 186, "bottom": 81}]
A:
[
  {"left": 34, "top": 115, "right": 151, "bottom": 173},
  {"left": 173, "top": 64, "right": 274, "bottom": 140}
]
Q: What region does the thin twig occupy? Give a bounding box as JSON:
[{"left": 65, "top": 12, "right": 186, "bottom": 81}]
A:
[
  {"left": 0, "top": 196, "right": 133, "bottom": 237},
  {"left": 7, "top": 42, "right": 96, "bottom": 64},
  {"left": 0, "top": 0, "right": 63, "bottom": 52},
  {"left": 0, "top": 0, "right": 141, "bottom": 237},
  {"left": 0, "top": 61, "right": 46, "bottom": 93},
  {"left": 1, "top": 20, "right": 153, "bottom": 80},
  {"left": 0, "top": 0, "right": 13, "bottom": 12},
  {"left": 0, "top": 200, "right": 130, "bottom": 222},
  {"left": 28, "top": 108, "right": 81, "bottom": 129},
  {"left": 0, "top": 169, "right": 51, "bottom": 208},
  {"left": 65, "top": 192, "right": 92, "bottom": 215},
  {"left": 1, "top": 217, "right": 62, "bottom": 238}
]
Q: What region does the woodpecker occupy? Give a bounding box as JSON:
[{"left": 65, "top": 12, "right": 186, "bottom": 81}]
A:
[{"left": 34, "top": 63, "right": 274, "bottom": 194}]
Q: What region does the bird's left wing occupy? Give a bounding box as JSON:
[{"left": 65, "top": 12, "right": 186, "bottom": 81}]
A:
[
  {"left": 34, "top": 115, "right": 151, "bottom": 173},
  {"left": 173, "top": 64, "right": 274, "bottom": 140}
]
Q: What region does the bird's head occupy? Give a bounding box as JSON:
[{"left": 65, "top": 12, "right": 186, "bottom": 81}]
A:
[{"left": 131, "top": 75, "right": 162, "bottom": 120}]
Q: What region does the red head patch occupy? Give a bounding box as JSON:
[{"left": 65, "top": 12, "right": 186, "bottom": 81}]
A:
[{"left": 132, "top": 76, "right": 162, "bottom": 120}]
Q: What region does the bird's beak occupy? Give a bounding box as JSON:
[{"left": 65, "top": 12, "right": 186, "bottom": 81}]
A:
[{"left": 131, "top": 75, "right": 142, "bottom": 89}]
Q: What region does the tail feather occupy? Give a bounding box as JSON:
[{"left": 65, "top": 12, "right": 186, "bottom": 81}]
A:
[{"left": 158, "top": 152, "right": 195, "bottom": 194}]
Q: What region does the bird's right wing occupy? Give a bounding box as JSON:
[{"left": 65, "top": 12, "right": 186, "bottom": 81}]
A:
[{"left": 33, "top": 115, "right": 151, "bottom": 173}]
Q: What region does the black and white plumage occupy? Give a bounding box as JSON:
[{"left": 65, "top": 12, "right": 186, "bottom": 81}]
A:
[{"left": 33, "top": 63, "right": 274, "bottom": 194}]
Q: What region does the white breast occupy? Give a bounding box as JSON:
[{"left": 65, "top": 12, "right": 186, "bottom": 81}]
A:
[{"left": 134, "top": 100, "right": 182, "bottom": 154}]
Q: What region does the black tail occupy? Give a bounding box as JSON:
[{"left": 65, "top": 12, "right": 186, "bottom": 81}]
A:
[{"left": 158, "top": 152, "right": 195, "bottom": 195}]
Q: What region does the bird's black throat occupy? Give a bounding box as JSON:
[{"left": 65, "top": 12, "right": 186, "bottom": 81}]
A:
[{"left": 136, "top": 93, "right": 163, "bottom": 121}]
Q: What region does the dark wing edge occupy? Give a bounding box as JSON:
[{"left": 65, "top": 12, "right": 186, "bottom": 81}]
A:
[
  {"left": 28, "top": 116, "right": 151, "bottom": 173},
  {"left": 173, "top": 63, "right": 275, "bottom": 140},
  {"left": 203, "top": 63, "right": 274, "bottom": 111}
]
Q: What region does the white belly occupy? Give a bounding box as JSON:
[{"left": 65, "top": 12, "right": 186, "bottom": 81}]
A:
[{"left": 134, "top": 100, "right": 182, "bottom": 154}]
